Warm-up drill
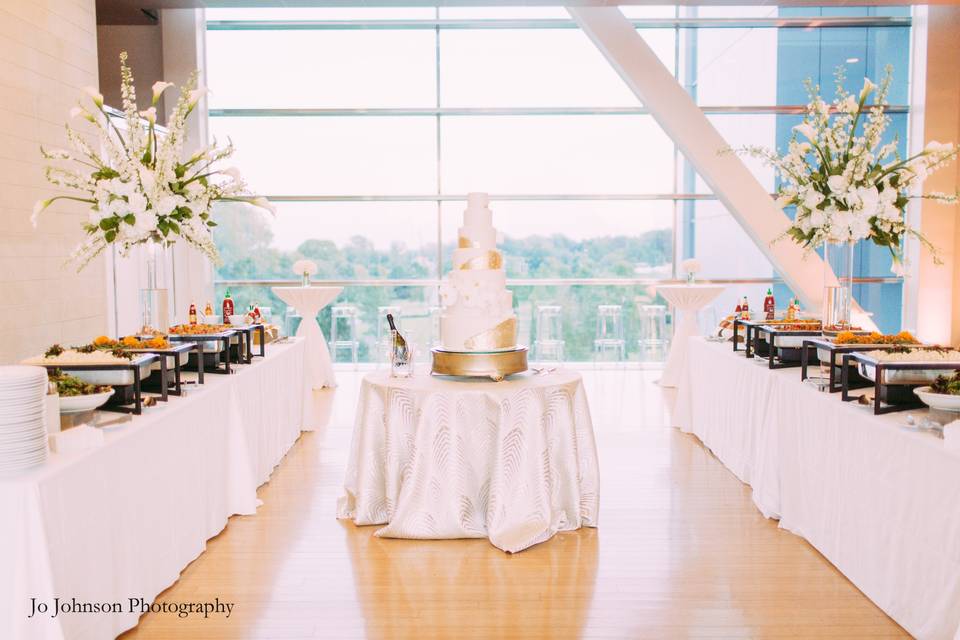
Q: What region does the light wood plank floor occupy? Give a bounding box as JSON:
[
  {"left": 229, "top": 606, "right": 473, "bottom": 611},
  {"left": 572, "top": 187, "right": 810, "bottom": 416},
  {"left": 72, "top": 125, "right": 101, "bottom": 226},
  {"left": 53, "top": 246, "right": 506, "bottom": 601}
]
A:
[{"left": 120, "top": 368, "right": 909, "bottom": 639}]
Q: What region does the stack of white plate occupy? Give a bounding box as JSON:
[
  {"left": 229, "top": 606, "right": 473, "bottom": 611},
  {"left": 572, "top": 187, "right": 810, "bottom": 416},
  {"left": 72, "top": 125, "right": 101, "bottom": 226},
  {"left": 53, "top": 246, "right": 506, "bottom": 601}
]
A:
[{"left": 0, "top": 366, "right": 49, "bottom": 474}]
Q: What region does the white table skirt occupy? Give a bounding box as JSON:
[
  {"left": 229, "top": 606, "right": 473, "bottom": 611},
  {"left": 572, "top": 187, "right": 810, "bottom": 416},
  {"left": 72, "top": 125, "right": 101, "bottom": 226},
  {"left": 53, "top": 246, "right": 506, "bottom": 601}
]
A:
[
  {"left": 0, "top": 339, "right": 308, "bottom": 640},
  {"left": 271, "top": 286, "right": 341, "bottom": 389},
  {"left": 674, "top": 337, "right": 960, "bottom": 640},
  {"left": 656, "top": 284, "right": 724, "bottom": 388},
  {"left": 337, "top": 370, "right": 600, "bottom": 553}
]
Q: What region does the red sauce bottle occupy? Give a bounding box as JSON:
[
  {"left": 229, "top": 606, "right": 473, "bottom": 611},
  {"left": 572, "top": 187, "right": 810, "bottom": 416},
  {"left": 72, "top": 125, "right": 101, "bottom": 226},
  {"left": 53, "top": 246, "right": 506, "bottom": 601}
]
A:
[
  {"left": 188, "top": 303, "right": 198, "bottom": 325},
  {"left": 222, "top": 289, "right": 234, "bottom": 325},
  {"left": 764, "top": 288, "right": 775, "bottom": 321}
]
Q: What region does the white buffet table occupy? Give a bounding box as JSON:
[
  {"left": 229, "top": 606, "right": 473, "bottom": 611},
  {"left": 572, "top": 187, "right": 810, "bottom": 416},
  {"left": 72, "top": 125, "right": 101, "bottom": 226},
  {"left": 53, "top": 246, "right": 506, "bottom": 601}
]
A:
[
  {"left": 272, "top": 286, "right": 341, "bottom": 389},
  {"left": 674, "top": 337, "right": 960, "bottom": 640},
  {"left": 0, "top": 339, "right": 308, "bottom": 640},
  {"left": 337, "top": 370, "right": 600, "bottom": 553}
]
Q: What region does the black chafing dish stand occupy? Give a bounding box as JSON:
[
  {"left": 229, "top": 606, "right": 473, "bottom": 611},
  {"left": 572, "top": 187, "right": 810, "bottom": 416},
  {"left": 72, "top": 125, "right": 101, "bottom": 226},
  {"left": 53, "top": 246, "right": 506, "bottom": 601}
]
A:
[
  {"left": 40, "top": 353, "right": 158, "bottom": 415},
  {"left": 841, "top": 352, "right": 960, "bottom": 415},
  {"left": 167, "top": 329, "right": 239, "bottom": 382},
  {"left": 801, "top": 339, "right": 905, "bottom": 393},
  {"left": 753, "top": 326, "right": 821, "bottom": 369},
  {"left": 128, "top": 342, "right": 197, "bottom": 399},
  {"left": 732, "top": 319, "right": 767, "bottom": 358}
]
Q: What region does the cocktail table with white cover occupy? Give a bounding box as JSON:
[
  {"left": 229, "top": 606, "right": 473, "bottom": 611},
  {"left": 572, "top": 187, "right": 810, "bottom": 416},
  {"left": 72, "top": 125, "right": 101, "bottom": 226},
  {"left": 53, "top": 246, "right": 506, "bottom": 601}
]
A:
[
  {"left": 655, "top": 283, "right": 724, "bottom": 387},
  {"left": 337, "top": 370, "right": 600, "bottom": 553},
  {"left": 272, "top": 286, "right": 342, "bottom": 388}
]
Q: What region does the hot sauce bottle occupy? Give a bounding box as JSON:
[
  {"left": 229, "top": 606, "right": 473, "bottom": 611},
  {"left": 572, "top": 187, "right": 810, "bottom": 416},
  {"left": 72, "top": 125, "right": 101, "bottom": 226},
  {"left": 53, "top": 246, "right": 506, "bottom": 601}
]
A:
[
  {"left": 764, "top": 288, "right": 776, "bottom": 321},
  {"left": 188, "top": 302, "right": 198, "bottom": 325},
  {"left": 222, "top": 289, "right": 235, "bottom": 324},
  {"left": 741, "top": 296, "right": 750, "bottom": 321}
]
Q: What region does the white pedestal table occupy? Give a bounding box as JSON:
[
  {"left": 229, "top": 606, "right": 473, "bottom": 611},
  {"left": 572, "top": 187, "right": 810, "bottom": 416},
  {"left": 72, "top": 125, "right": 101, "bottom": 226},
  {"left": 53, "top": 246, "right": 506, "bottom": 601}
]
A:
[
  {"left": 337, "top": 370, "right": 600, "bottom": 552},
  {"left": 655, "top": 283, "right": 724, "bottom": 387},
  {"left": 272, "top": 286, "right": 342, "bottom": 389}
]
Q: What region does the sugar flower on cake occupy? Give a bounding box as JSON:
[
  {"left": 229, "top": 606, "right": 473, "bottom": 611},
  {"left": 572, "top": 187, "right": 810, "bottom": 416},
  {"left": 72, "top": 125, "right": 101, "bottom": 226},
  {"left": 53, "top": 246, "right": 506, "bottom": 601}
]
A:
[
  {"left": 33, "top": 52, "right": 276, "bottom": 270},
  {"left": 729, "top": 65, "right": 958, "bottom": 274}
]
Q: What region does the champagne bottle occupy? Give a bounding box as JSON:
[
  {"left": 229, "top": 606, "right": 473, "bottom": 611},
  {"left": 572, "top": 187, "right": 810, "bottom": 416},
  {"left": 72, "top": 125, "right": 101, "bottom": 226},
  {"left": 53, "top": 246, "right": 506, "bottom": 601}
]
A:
[{"left": 386, "top": 313, "right": 408, "bottom": 361}]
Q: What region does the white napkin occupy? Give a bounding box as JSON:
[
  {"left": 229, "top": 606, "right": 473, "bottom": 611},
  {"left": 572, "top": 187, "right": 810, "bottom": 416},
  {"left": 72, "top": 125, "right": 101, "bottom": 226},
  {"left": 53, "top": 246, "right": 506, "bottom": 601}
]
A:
[
  {"left": 943, "top": 419, "right": 960, "bottom": 452},
  {"left": 49, "top": 425, "right": 104, "bottom": 453}
]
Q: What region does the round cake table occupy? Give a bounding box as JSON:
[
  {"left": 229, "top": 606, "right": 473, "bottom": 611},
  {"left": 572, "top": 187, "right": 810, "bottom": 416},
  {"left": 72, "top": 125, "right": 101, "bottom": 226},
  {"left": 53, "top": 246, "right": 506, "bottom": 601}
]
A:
[
  {"left": 271, "top": 286, "right": 342, "bottom": 389},
  {"left": 337, "top": 370, "right": 600, "bottom": 553},
  {"left": 656, "top": 283, "right": 725, "bottom": 388}
]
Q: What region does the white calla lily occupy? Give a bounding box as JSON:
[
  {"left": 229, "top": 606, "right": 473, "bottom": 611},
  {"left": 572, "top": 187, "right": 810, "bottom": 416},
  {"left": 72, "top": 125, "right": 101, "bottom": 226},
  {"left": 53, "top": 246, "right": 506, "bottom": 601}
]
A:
[{"left": 151, "top": 81, "right": 174, "bottom": 104}]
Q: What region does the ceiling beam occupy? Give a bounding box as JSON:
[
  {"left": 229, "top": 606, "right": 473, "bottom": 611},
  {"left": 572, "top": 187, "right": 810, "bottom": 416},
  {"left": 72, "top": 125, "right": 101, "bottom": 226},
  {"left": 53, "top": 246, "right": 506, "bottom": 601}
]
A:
[{"left": 568, "top": 5, "right": 872, "bottom": 327}]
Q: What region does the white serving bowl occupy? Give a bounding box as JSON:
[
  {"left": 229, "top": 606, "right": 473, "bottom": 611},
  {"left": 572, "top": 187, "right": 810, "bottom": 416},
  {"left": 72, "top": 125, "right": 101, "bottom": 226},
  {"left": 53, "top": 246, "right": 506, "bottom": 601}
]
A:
[
  {"left": 914, "top": 386, "right": 960, "bottom": 412},
  {"left": 59, "top": 389, "right": 115, "bottom": 414}
]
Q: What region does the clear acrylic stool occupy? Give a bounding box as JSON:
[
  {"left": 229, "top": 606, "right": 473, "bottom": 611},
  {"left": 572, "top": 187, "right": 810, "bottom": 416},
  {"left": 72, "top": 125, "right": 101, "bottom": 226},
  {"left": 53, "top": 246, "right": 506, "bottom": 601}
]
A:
[
  {"left": 534, "top": 304, "right": 565, "bottom": 362},
  {"left": 376, "top": 305, "right": 401, "bottom": 366},
  {"left": 638, "top": 304, "right": 668, "bottom": 362},
  {"left": 594, "top": 304, "right": 626, "bottom": 361},
  {"left": 428, "top": 305, "right": 442, "bottom": 348},
  {"left": 330, "top": 304, "right": 360, "bottom": 365}
]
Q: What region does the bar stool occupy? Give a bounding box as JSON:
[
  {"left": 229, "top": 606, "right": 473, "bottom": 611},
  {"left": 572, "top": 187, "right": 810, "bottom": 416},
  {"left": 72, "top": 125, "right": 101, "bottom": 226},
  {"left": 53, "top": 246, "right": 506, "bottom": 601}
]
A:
[
  {"left": 638, "top": 304, "right": 668, "bottom": 362},
  {"left": 330, "top": 304, "right": 360, "bottom": 365},
  {"left": 376, "top": 306, "right": 402, "bottom": 366},
  {"left": 534, "top": 304, "right": 565, "bottom": 362},
  {"left": 284, "top": 305, "right": 302, "bottom": 337},
  {"left": 594, "top": 304, "right": 626, "bottom": 361}
]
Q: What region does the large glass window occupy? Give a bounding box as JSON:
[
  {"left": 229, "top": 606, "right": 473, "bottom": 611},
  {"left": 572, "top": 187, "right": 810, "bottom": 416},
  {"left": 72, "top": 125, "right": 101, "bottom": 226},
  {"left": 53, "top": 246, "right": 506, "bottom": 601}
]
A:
[{"left": 206, "top": 6, "right": 913, "bottom": 361}]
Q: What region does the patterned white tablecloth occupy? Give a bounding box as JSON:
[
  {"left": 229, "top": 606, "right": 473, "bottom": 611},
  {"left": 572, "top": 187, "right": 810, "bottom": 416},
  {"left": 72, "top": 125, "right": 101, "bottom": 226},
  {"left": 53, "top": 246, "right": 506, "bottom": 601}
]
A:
[{"left": 337, "top": 370, "right": 600, "bottom": 552}]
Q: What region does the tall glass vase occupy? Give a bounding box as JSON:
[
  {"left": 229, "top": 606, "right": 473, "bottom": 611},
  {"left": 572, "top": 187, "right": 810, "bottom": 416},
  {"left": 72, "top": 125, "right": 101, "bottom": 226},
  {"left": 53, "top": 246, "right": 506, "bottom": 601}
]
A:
[
  {"left": 822, "top": 241, "right": 855, "bottom": 329},
  {"left": 140, "top": 243, "right": 171, "bottom": 334}
]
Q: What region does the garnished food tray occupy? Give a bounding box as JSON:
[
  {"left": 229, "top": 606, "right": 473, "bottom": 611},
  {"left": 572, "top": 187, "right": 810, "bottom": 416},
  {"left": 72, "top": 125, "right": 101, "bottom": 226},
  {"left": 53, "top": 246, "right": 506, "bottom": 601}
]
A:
[
  {"left": 801, "top": 338, "right": 910, "bottom": 393},
  {"left": 32, "top": 354, "right": 158, "bottom": 415},
  {"left": 841, "top": 349, "right": 960, "bottom": 415}
]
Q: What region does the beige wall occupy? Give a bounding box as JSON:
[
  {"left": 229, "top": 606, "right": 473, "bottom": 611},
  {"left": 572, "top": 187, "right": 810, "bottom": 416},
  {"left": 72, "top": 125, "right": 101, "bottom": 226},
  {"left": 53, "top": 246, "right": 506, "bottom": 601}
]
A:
[{"left": 0, "top": 0, "right": 106, "bottom": 364}]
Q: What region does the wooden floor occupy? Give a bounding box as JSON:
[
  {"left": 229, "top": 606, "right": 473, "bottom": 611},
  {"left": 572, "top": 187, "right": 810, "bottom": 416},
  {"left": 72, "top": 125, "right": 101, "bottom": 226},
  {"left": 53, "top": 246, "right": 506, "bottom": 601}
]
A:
[{"left": 120, "top": 368, "right": 908, "bottom": 639}]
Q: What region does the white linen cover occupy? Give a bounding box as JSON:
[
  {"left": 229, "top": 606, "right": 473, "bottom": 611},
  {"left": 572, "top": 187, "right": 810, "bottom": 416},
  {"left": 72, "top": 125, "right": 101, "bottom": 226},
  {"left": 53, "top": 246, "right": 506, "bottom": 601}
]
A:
[
  {"left": 337, "top": 370, "right": 600, "bottom": 553},
  {"left": 655, "top": 284, "right": 724, "bottom": 387},
  {"left": 675, "top": 337, "right": 960, "bottom": 640},
  {"left": 0, "top": 339, "right": 307, "bottom": 640},
  {"left": 271, "top": 286, "right": 342, "bottom": 389}
]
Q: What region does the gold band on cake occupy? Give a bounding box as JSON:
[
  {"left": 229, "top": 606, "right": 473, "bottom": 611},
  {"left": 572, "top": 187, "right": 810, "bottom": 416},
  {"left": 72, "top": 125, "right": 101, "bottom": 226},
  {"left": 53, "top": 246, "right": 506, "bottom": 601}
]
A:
[
  {"left": 463, "top": 317, "right": 516, "bottom": 351},
  {"left": 458, "top": 251, "right": 503, "bottom": 270}
]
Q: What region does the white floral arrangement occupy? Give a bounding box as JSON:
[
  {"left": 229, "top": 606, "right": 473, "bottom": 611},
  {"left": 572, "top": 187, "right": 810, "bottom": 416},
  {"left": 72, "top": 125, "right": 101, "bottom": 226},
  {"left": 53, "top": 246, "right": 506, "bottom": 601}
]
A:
[
  {"left": 680, "top": 258, "right": 702, "bottom": 276},
  {"left": 292, "top": 259, "right": 318, "bottom": 277},
  {"left": 33, "top": 52, "right": 276, "bottom": 270},
  {"left": 731, "top": 66, "right": 958, "bottom": 274}
]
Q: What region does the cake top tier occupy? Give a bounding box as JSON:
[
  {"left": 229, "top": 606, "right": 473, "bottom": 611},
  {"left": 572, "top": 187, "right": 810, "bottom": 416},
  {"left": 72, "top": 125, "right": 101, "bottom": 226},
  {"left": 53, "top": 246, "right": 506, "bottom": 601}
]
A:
[{"left": 466, "top": 192, "right": 489, "bottom": 209}]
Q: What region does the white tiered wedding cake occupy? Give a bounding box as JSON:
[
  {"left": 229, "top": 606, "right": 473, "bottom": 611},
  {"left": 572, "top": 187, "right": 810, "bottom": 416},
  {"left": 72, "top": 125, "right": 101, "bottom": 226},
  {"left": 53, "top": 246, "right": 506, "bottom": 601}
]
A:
[{"left": 438, "top": 193, "right": 518, "bottom": 352}]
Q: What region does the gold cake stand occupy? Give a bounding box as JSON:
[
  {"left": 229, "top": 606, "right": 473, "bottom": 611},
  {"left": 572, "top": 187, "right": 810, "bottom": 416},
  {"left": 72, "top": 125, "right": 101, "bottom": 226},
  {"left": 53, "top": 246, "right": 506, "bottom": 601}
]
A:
[{"left": 431, "top": 346, "right": 529, "bottom": 381}]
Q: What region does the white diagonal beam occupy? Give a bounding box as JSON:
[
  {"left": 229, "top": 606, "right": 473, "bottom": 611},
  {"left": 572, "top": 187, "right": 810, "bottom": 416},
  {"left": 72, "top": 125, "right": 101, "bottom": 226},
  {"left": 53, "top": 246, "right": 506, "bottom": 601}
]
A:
[{"left": 569, "top": 6, "right": 872, "bottom": 327}]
